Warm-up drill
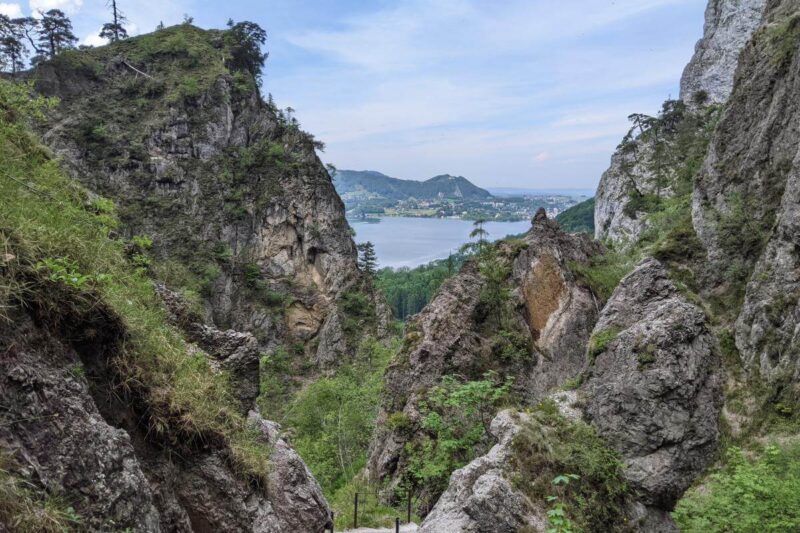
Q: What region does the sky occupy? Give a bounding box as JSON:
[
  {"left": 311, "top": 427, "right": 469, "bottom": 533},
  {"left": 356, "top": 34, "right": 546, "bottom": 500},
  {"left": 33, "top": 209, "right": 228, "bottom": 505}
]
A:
[{"left": 0, "top": 0, "right": 708, "bottom": 190}]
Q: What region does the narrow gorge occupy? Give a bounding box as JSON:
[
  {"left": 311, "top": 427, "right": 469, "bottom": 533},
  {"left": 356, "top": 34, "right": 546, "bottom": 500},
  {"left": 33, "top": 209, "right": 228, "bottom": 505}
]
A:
[{"left": 1, "top": 0, "right": 800, "bottom": 531}]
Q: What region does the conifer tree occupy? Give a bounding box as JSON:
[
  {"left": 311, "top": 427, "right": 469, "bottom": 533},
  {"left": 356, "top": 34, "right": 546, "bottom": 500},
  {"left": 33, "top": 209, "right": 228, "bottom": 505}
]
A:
[
  {"left": 100, "top": 0, "right": 128, "bottom": 42},
  {"left": 470, "top": 218, "right": 489, "bottom": 253},
  {"left": 37, "top": 10, "right": 77, "bottom": 58},
  {"left": 357, "top": 242, "right": 378, "bottom": 275},
  {"left": 0, "top": 15, "right": 26, "bottom": 75}
]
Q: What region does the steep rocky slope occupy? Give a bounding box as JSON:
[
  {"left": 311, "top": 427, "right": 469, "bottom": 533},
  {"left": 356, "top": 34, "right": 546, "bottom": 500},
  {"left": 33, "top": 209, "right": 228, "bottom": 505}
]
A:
[
  {"left": 367, "top": 211, "right": 604, "bottom": 511},
  {"left": 0, "top": 77, "right": 329, "bottom": 531},
  {"left": 680, "top": 0, "right": 767, "bottom": 104},
  {"left": 692, "top": 0, "right": 800, "bottom": 382},
  {"left": 31, "top": 25, "right": 387, "bottom": 367},
  {"left": 596, "top": 0, "right": 766, "bottom": 243}
]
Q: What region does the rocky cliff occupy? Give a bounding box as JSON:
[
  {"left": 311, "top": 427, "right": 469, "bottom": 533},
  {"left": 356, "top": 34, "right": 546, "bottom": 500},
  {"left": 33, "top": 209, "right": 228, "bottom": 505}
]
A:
[
  {"left": 32, "top": 24, "right": 387, "bottom": 367},
  {"left": 680, "top": 0, "right": 767, "bottom": 104},
  {"left": 596, "top": 0, "right": 766, "bottom": 243},
  {"left": 367, "top": 210, "right": 604, "bottom": 511},
  {"left": 692, "top": 0, "right": 800, "bottom": 382}
]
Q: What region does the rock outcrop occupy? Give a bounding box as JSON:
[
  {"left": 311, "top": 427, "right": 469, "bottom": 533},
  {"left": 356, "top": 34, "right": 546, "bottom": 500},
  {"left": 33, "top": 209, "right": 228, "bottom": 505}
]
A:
[
  {"left": 32, "top": 25, "right": 387, "bottom": 367},
  {"left": 368, "top": 211, "right": 604, "bottom": 504},
  {"left": 583, "top": 259, "right": 722, "bottom": 509},
  {"left": 421, "top": 260, "right": 721, "bottom": 532},
  {"left": 418, "top": 411, "right": 546, "bottom": 533},
  {"left": 680, "top": 0, "right": 767, "bottom": 105},
  {"left": 690, "top": 0, "right": 800, "bottom": 381},
  {"left": 595, "top": 0, "right": 766, "bottom": 244}
]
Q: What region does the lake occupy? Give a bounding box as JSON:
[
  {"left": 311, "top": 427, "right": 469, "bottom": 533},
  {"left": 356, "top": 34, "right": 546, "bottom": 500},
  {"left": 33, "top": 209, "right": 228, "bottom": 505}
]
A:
[{"left": 349, "top": 216, "right": 533, "bottom": 269}]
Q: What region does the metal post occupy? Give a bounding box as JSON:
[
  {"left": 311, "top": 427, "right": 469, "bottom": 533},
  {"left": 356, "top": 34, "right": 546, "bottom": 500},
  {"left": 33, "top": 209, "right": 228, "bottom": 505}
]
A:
[
  {"left": 407, "top": 491, "right": 412, "bottom": 524},
  {"left": 395, "top": 516, "right": 400, "bottom": 533},
  {"left": 354, "top": 492, "right": 359, "bottom": 529}
]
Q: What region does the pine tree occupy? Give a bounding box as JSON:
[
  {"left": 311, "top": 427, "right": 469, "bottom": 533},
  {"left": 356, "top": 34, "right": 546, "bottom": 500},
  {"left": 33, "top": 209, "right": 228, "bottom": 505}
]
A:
[
  {"left": 357, "top": 242, "right": 378, "bottom": 276},
  {"left": 0, "top": 15, "right": 26, "bottom": 75},
  {"left": 100, "top": 0, "right": 128, "bottom": 42},
  {"left": 470, "top": 218, "right": 489, "bottom": 253},
  {"left": 37, "top": 10, "right": 77, "bottom": 59}
]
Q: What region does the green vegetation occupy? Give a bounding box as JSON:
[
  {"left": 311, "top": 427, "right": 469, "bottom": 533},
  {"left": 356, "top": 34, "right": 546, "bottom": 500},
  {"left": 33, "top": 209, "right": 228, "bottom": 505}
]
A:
[
  {"left": 510, "top": 402, "right": 631, "bottom": 532},
  {"left": 556, "top": 197, "right": 595, "bottom": 234},
  {"left": 766, "top": 11, "right": 800, "bottom": 71},
  {"left": 376, "top": 252, "right": 464, "bottom": 320},
  {"left": 0, "top": 79, "right": 272, "bottom": 482},
  {"left": 586, "top": 327, "right": 621, "bottom": 363},
  {"left": 0, "top": 454, "right": 81, "bottom": 532},
  {"left": 569, "top": 250, "right": 636, "bottom": 302},
  {"left": 674, "top": 442, "right": 800, "bottom": 532},
  {"left": 404, "top": 372, "right": 513, "bottom": 509}
]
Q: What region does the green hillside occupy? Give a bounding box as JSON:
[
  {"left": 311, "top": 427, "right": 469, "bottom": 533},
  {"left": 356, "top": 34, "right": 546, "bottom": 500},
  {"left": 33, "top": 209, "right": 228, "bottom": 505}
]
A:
[{"left": 334, "top": 170, "right": 492, "bottom": 201}]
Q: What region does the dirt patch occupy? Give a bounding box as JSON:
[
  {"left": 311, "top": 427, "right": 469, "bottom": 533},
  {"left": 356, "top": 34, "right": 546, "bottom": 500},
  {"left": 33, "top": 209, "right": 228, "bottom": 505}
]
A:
[{"left": 522, "top": 253, "right": 565, "bottom": 340}]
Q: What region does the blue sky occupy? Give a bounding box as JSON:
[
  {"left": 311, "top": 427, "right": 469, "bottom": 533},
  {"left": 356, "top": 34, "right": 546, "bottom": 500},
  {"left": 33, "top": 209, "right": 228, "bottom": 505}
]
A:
[{"left": 0, "top": 0, "right": 708, "bottom": 189}]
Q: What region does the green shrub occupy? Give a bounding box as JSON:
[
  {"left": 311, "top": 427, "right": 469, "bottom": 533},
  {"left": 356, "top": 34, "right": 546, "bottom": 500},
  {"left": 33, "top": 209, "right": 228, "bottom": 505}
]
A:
[
  {"left": 674, "top": 443, "right": 800, "bottom": 532},
  {"left": 587, "top": 327, "right": 621, "bottom": 363},
  {"left": 569, "top": 251, "right": 635, "bottom": 302},
  {"left": 404, "top": 372, "right": 513, "bottom": 507},
  {"left": 509, "top": 404, "right": 631, "bottom": 532}
]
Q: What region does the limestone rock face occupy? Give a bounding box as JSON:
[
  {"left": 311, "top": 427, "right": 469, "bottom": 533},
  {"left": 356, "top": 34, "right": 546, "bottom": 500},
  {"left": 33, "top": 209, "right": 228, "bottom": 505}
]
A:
[
  {"left": 690, "top": 0, "right": 800, "bottom": 381},
  {"left": 0, "top": 314, "right": 161, "bottom": 532},
  {"left": 418, "top": 411, "right": 546, "bottom": 533},
  {"left": 583, "top": 259, "right": 722, "bottom": 508},
  {"left": 367, "top": 213, "right": 603, "bottom": 500},
  {"left": 680, "top": 0, "right": 767, "bottom": 104},
  {"left": 0, "top": 301, "right": 331, "bottom": 532},
  {"left": 32, "top": 25, "right": 387, "bottom": 367}
]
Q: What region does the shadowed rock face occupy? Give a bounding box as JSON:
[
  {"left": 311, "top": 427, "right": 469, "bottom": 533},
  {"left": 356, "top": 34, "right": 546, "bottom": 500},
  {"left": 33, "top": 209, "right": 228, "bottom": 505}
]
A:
[
  {"left": 367, "top": 213, "right": 604, "bottom": 503},
  {"left": 690, "top": 0, "right": 800, "bottom": 381},
  {"left": 680, "top": 0, "right": 767, "bottom": 105},
  {"left": 584, "top": 259, "right": 722, "bottom": 509}
]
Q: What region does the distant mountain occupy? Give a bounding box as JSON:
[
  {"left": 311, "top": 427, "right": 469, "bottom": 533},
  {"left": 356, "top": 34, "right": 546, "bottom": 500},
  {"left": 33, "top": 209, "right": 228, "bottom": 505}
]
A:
[{"left": 334, "top": 170, "right": 492, "bottom": 201}]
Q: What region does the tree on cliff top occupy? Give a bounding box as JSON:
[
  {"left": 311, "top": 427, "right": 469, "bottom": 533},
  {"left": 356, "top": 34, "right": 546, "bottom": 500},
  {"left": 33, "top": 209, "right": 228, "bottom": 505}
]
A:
[
  {"left": 225, "top": 20, "right": 268, "bottom": 81},
  {"left": 100, "top": 0, "right": 128, "bottom": 42},
  {"left": 37, "top": 10, "right": 77, "bottom": 59}
]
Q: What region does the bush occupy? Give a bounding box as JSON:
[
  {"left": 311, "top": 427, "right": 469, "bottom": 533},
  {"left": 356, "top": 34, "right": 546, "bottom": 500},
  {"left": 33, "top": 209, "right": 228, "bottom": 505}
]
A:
[
  {"left": 674, "top": 443, "right": 800, "bottom": 532},
  {"left": 587, "top": 327, "right": 621, "bottom": 363},
  {"left": 404, "top": 372, "right": 513, "bottom": 507},
  {"left": 569, "top": 251, "right": 635, "bottom": 302},
  {"left": 509, "top": 403, "right": 631, "bottom": 532}
]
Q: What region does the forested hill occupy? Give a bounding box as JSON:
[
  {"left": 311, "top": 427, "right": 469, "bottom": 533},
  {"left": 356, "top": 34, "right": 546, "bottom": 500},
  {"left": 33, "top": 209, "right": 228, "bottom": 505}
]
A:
[{"left": 333, "top": 169, "right": 492, "bottom": 201}]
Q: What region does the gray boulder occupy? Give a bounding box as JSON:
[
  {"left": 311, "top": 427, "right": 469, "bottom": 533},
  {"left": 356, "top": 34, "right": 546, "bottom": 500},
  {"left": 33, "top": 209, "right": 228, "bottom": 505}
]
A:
[{"left": 583, "top": 258, "right": 722, "bottom": 508}]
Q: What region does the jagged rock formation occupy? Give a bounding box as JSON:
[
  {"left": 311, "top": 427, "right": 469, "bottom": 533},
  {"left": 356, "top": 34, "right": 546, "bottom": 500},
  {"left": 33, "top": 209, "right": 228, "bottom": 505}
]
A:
[
  {"left": 368, "top": 211, "right": 604, "bottom": 505},
  {"left": 32, "top": 25, "right": 388, "bottom": 366},
  {"left": 583, "top": 259, "right": 722, "bottom": 509},
  {"left": 680, "top": 0, "right": 767, "bottom": 104},
  {"left": 0, "top": 292, "right": 330, "bottom": 532},
  {"left": 418, "top": 260, "right": 721, "bottom": 532},
  {"left": 691, "top": 0, "right": 800, "bottom": 381},
  {"left": 418, "top": 411, "right": 546, "bottom": 533},
  {"left": 596, "top": 0, "right": 766, "bottom": 244}
]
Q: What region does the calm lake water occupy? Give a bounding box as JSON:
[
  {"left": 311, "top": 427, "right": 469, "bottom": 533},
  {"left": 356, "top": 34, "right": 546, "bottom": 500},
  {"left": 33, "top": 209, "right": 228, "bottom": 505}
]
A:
[{"left": 349, "top": 216, "right": 532, "bottom": 269}]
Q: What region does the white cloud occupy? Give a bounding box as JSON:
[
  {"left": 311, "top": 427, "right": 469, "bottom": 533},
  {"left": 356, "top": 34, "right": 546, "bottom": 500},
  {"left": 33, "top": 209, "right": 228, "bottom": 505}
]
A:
[
  {"left": 29, "top": 0, "right": 82, "bottom": 15},
  {"left": 534, "top": 152, "right": 550, "bottom": 163},
  {"left": 81, "top": 28, "right": 106, "bottom": 47},
  {"left": 0, "top": 2, "right": 23, "bottom": 17}
]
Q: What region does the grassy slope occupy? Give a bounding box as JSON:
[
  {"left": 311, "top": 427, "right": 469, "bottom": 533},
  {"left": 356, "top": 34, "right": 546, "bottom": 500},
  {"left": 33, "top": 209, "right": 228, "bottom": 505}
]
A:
[{"left": 0, "top": 79, "right": 271, "bottom": 490}]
